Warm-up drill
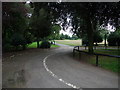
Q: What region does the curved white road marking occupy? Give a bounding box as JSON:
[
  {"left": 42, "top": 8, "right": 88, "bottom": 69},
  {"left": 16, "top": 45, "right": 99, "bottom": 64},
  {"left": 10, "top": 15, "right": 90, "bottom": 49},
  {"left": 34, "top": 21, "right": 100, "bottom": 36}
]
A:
[{"left": 43, "top": 53, "right": 83, "bottom": 90}]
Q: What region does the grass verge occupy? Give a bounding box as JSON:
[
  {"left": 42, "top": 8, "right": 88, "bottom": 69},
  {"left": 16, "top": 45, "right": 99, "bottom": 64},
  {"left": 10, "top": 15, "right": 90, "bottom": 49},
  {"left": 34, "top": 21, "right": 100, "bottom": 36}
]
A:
[
  {"left": 79, "top": 49, "right": 120, "bottom": 73},
  {"left": 55, "top": 40, "right": 82, "bottom": 46}
]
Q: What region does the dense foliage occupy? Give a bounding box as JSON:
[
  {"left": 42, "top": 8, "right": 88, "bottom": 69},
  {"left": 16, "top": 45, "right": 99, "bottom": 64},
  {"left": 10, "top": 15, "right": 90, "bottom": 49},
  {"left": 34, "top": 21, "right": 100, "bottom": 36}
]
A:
[
  {"left": 108, "top": 29, "right": 120, "bottom": 46},
  {"left": 58, "top": 34, "right": 79, "bottom": 40},
  {"left": 47, "top": 2, "right": 119, "bottom": 53},
  {"left": 93, "top": 31, "right": 103, "bottom": 45},
  {"left": 2, "top": 2, "right": 32, "bottom": 51},
  {"left": 40, "top": 41, "right": 51, "bottom": 48},
  {"left": 2, "top": 2, "right": 120, "bottom": 52}
]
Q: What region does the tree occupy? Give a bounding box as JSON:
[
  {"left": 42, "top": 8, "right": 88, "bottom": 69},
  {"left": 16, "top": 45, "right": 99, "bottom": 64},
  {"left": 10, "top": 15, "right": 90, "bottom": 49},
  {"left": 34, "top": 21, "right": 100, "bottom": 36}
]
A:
[
  {"left": 108, "top": 28, "right": 120, "bottom": 46},
  {"left": 2, "top": 2, "right": 30, "bottom": 51},
  {"left": 49, "top": 24, "right": 61, "bottom": 40},
  {"left": 99, "top": 28, "right": 109, "bottom": 48},
  {"left": 49, "top": 2, "right": 120, "bottom": 53},
  {"left": 72, "top": 35, "right": 79, "bottom": 40},
  {"left": 3, "top": 2, "right": 119, "bottom": 52},
  {"left": 30, "top": 7, "right": 52, "bottom": 48},
  {"left": 60, "top": 33, "right": 65, "bottom": 40},
  {"left": 93, "top": 32, "right": 103, "bottom": 46}
]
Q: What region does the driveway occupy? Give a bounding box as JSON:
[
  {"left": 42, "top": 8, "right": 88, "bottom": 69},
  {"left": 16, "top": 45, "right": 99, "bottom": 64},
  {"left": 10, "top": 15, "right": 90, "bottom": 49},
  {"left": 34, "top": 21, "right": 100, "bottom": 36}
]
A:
[{"left": 2, "top": 44, "right": 118, "bottom": 89}]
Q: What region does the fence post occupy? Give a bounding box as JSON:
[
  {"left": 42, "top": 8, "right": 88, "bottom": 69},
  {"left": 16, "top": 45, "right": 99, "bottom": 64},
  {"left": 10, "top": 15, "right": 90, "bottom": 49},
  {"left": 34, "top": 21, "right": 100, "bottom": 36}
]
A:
[{"left": 96, "top": 55, "right": 99, "bottom": 66}]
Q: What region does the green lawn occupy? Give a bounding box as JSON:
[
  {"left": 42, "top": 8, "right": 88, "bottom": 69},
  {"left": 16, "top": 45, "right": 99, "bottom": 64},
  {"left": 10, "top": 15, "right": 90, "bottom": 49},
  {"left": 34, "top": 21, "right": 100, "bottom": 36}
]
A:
[
  {"left": 51, "top": 44, "right": 60, "bottom": 48},
  {"left": 89, "top": 55, "right": 119, "bottom": 73},
  {"left": 55, "top": 40, "right": 82, "bottom": 46},
  {"left": 94, "top": 49, "right": 120, "bottom": 55},
  {"left": 28, "top": 42, "right": 59, "bottom": 48},
  {"left": 82, "top": 49, "right": 120, "bottom": 73}
]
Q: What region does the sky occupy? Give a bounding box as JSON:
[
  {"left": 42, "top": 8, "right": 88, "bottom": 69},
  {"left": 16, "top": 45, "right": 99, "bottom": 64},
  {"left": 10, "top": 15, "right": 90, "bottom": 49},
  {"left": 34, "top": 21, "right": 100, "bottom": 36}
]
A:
[
  {"left": 60, "top": 26, "right": 73, "bottom": 37},
  {"left": 26, "top": 0, "right": 30, "bottom": 3},
  {"left": 60, "top": 23, "right": 115, "bottom": 37},
  {"left": 106, "top": 23, "right": 116, "bottom": 32}
]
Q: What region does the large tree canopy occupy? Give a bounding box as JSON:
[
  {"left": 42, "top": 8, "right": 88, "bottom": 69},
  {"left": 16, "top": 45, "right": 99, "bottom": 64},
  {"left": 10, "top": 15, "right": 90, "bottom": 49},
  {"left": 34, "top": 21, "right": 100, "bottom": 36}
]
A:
[
  {"left": 2, "top": 2, "right": 120, "bottom": 52},
  {"left": 2, "top": 2, "right": 31, "bottom": 51},
  {"left": 30, "top": 3, "right": 54, "bottom": 48},
  {"left": 47, "top": 2, "right": 120, "bottom": 53}
]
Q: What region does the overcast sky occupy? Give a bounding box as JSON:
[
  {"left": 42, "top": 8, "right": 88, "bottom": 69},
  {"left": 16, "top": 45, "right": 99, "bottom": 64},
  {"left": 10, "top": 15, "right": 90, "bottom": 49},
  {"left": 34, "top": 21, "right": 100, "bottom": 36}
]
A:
[{"left": 60, "top": 23, "right": 115, "bottom": 37}]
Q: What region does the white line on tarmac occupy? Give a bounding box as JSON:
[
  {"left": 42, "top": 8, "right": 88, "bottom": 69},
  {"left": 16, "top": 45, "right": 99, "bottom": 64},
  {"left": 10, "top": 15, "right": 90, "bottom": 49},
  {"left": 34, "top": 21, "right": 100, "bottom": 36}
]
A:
[{"left": 43, "top": 53, "right": 83, "bottom": 90}]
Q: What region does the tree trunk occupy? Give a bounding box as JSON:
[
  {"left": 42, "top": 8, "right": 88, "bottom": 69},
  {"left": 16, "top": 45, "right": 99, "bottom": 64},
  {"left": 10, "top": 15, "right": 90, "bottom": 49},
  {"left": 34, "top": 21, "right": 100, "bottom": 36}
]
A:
[
  {"left": 22, "top": 45, "right": 26, "bottom": 50},
  {"left": 96, "top": 42, "right": 98, "bottom": 46},
  {"left": 15, "top": 46, "right": 18, "bottom": 51},
  {"left": 88, "top": 36, "right": 94, "bottom": 53},
  {"left": 86, "top": 18, "right": 94, "bottom": 54},
  {"left": 53, "top": 40, "right": 55, "bottom": 45},
  {"left": 37, "top": 38, "right": 40, "bottom": 48},
  {"left": 94, "top": 42, "right": 97, "bottom": 50},
  {"left": 104, "top": 34, "right": 107, "bottom": 49}
]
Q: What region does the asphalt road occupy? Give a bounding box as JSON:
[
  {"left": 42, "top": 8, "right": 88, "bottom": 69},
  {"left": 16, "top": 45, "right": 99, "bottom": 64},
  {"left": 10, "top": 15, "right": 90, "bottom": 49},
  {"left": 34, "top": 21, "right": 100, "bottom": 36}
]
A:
[{"left": 2, "top": 44, "right": 118, "bottom": 89}]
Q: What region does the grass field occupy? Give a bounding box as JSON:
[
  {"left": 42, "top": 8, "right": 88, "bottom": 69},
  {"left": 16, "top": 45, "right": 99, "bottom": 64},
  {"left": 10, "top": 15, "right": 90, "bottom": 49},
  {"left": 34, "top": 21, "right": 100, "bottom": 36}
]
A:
[
  {"left": 55, "top": 40, "right": 109, "bottom": 46},
  {"left": 89, "top": 56, "right": 119, "bottom": 73},
  {"left": 55, "top": 40, "right": 82, "bottom": 46},
  {"left": 28, "top": 42, "right": 59, "bottom": 48},
  {"left": 94, "top": 49, "right": 119, "bottom": 55},
  {"left": 81, "top": 49, "right": 120, "bottom": 73}
]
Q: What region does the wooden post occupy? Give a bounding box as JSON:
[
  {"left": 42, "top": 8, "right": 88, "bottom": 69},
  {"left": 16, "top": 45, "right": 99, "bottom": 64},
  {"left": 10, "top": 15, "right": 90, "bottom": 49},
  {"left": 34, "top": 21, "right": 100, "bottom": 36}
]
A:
[{"left": 96, "top": 55, "right": 98, "bottom": 66}]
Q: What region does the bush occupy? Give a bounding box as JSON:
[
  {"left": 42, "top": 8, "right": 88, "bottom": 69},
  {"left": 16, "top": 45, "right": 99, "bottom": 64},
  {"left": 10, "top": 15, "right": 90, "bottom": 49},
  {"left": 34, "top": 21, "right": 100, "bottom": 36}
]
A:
[
  {"left": 11, "top": 33, "right": 26, "bottom": 47},
  {"left": 93, "top": 32, "right": 103, "bottom": 44},
  {"left": 3, "top": 43, "right": 13, "bottom": 52},
  {"left": 40, "top": 41, "right": 51, "bottom": 48},
  {"left": 108, "top": 32, "right": 120, "bottom": 46},
  {"left": 71, "top": 35, "right": 79, "bottom": 40}
]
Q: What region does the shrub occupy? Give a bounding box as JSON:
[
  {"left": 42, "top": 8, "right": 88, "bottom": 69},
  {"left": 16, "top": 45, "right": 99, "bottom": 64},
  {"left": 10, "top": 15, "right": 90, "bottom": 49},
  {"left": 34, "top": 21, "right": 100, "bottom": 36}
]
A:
[
  {"left": 11, "top": 33, "right": 26, "bottom": 47},
  {"left": 40, "top": 41, "right": 51, "bottom": 48},
  {"left": 108, "top": 31, "right": 120, "bottom": 46},
  {"left": 10, "top": 33, "right": 27, "bottom": 50},
  {"left": 93, "top": 32, "right": 103, "bottom": 44},
  {"left": 3, "top": 43, "right": 13, "bottom": 52},
  {"left": 71, "top": 35, "right": 79, "bottom": 40}
]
